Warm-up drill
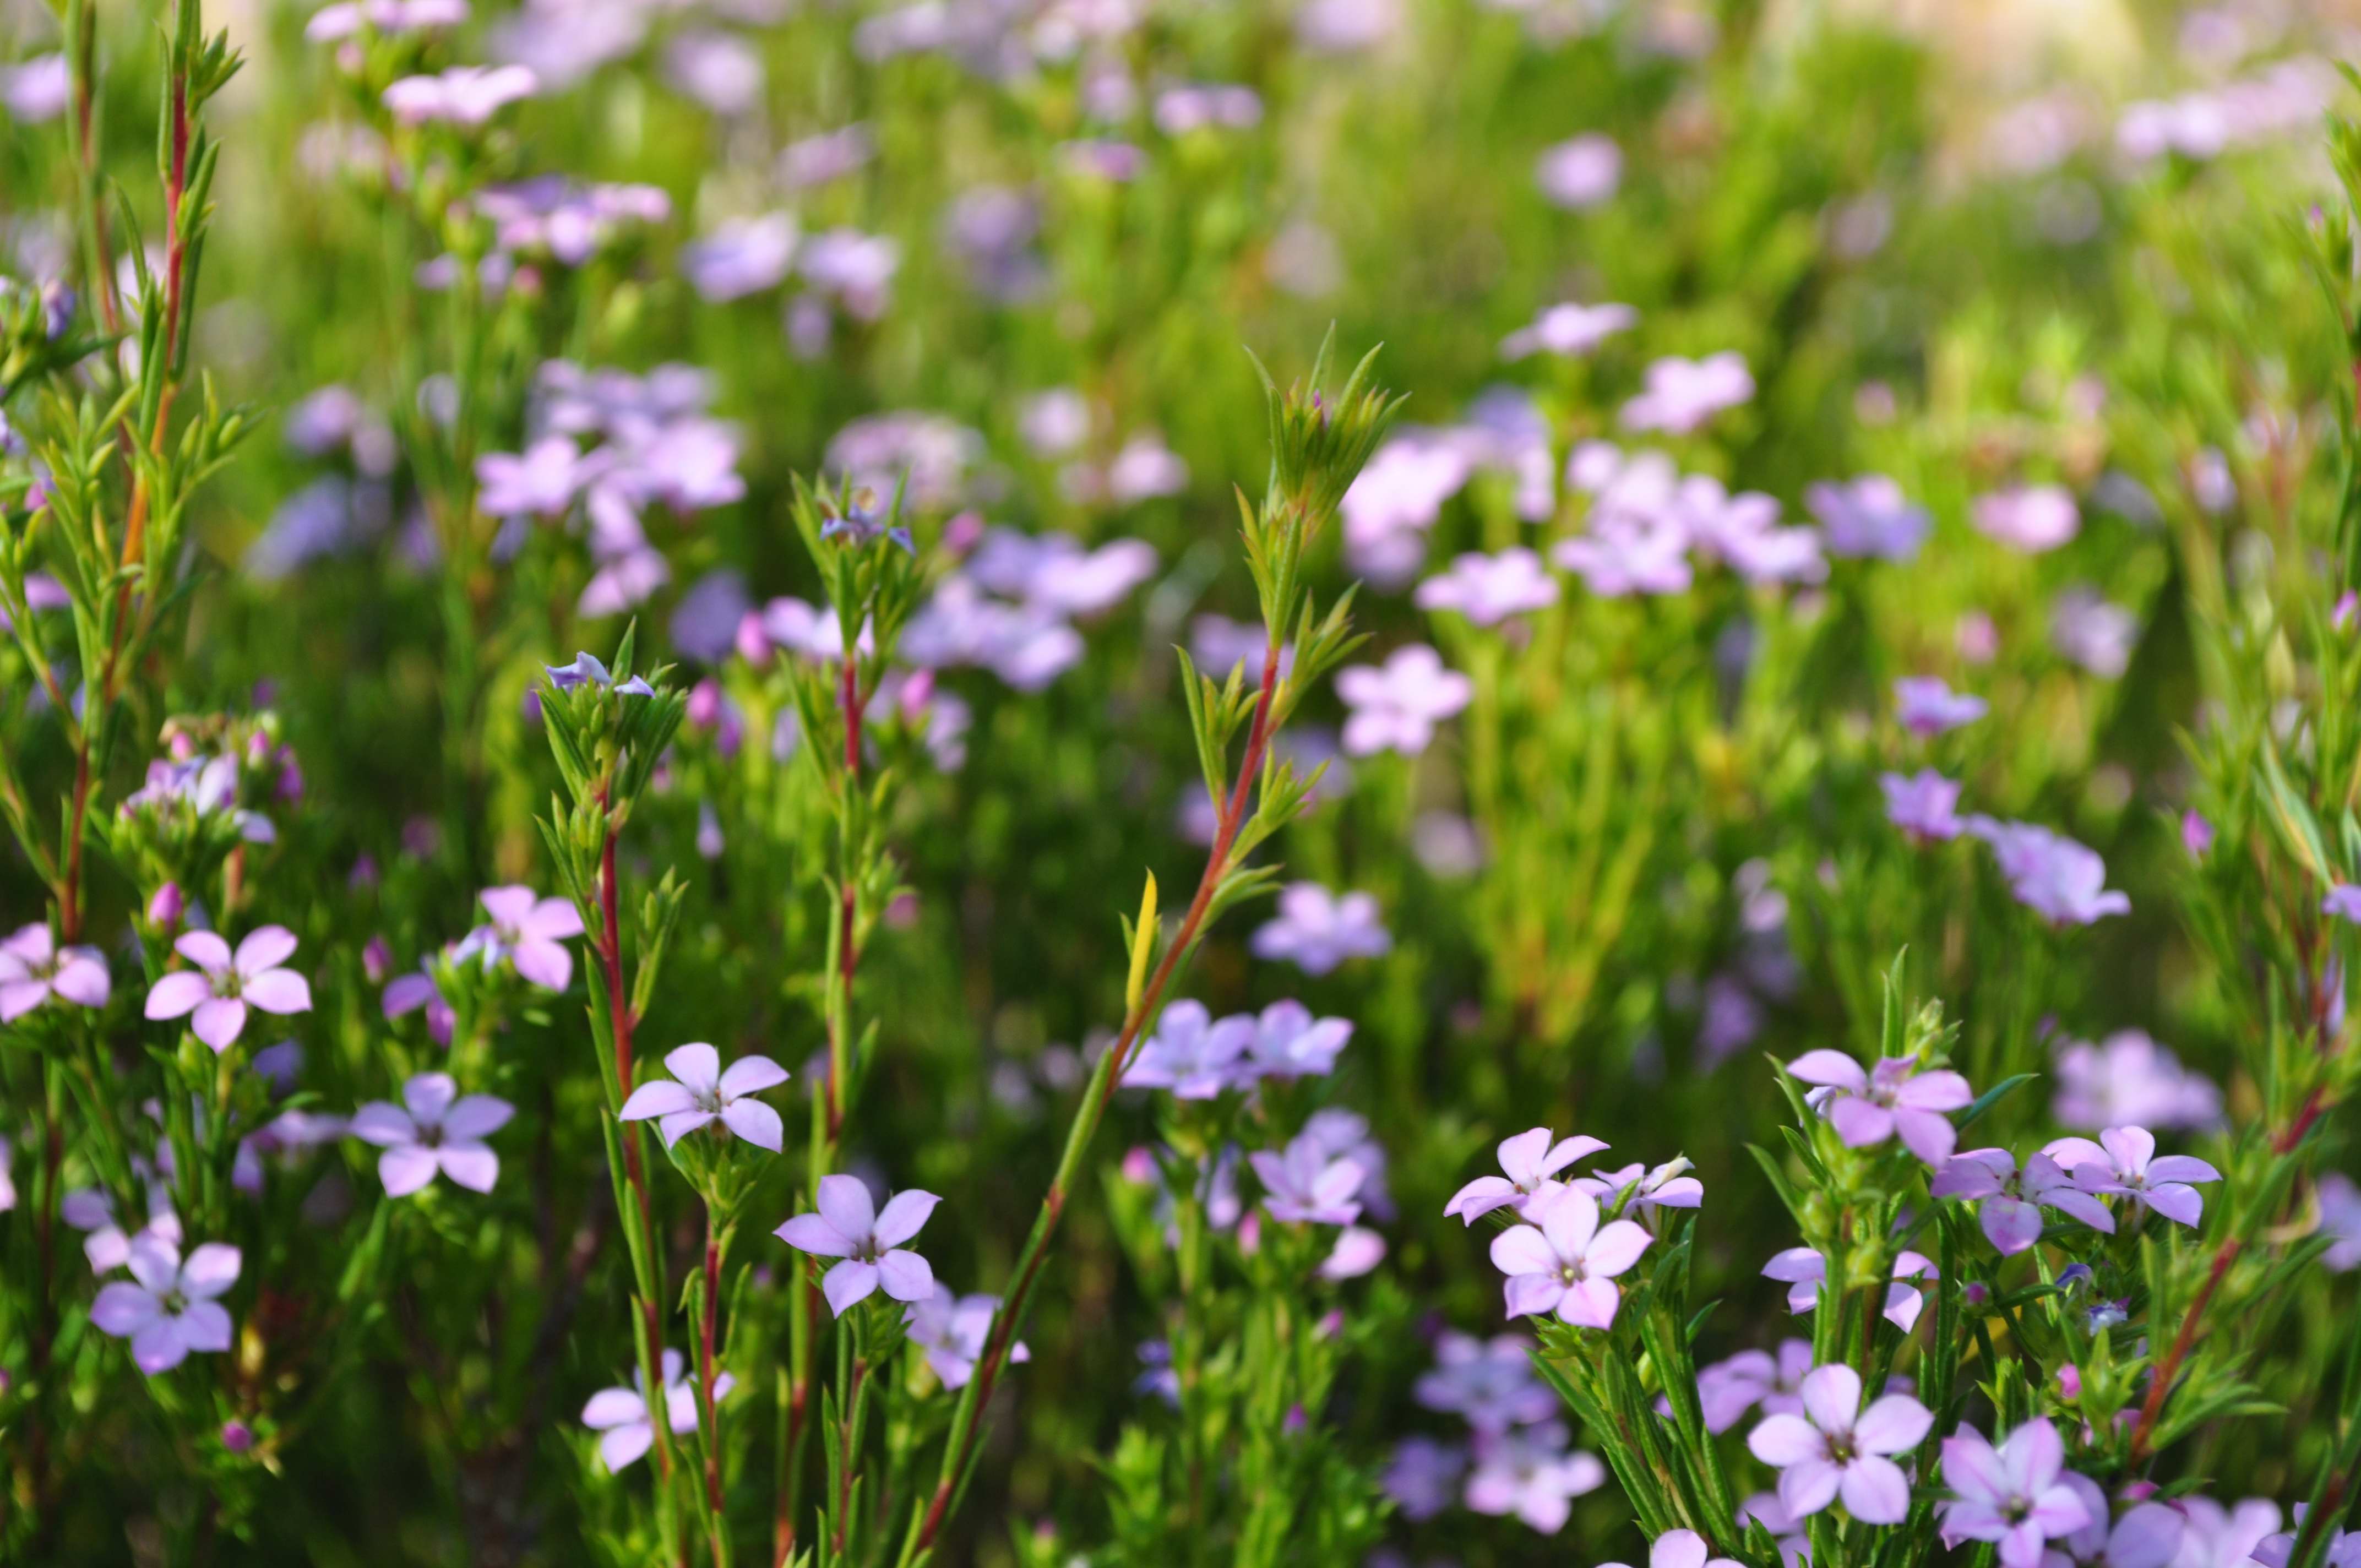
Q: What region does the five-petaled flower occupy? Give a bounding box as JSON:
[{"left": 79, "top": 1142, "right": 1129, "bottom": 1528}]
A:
[
  {"left": 580, "top": 1347, "right": 733, "bottom": 1472},
  {"left": 620, "top": 1043, "right": 788, "bottom": 1150},
  {"left": 1931, "top": 1147, "right": 2117, "bottom": 1254},
  {"left": 1249, "top": 1129, "right": 1365, "bottom": 1226},
  {"left": 1939, "top": 1417, "right": 2092, "bottom": 1568},
  {"left": 91, "top": 1234, "right": 241, "bottom": 1374},
  {"left": 465, "top": 885, "right": 584, "bottom": 992},
  {"left": 1601, "top": 1529, "right": 1744, "bottom": 1568},
  {"left": 1786, "top": 1049, "right": 1971, "bottom": 1166},
  {"left": 1445, "top": 1126, "right": 1610, "bottom": 1224},
  {"left": 1489, "top": 1185, "right": 1652, "bottom": 1329},
  {"left": 1249, "top": 883, "right": 1392, "bottom": 975},
  {"left": 0, "top": 922, "right": 110, "bottom": 1021},
  {"left": 902, "top": 1286, "right": 1028, "bottom": 1389},
  {"left": 1121, "top": 1000, "right": 1253, "bottom": 1098},
  {"left": 775, "top": 1173, "right": 940, "bottom": 1316},
  {"left": 145, "top": 927, "right": 313, "bottom": 1052},
  {"left": 1746, "top": 1363, "right": 1931, "bottom": 1525},
  {"left": 2042, "top": 1126, "right": 2219, "bottom": 1228},
  {"left": 350, "top": 1072, "right": 515, "bottom": 1196}
]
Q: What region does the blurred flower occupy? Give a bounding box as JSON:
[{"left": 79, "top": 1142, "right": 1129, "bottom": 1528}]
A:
[
  {"left": 382, "top": 63, "right": 538, "bottom": 124},
  {"left": 2052, "top": 589, "right": 2138, "bottom": 678},
  {"left": 1383, "top": 1436, "right": 1466, "bottom": 1520},
  {"left": 0, "top": 923, "right": 110, "bottom": 1020},
  {"left": 1895, "top": 676, "right": 1987, "bottom": 736},
  {"left": 1972, "top": 485, "right": 2079, "bottom": 553},
  {"left": 1120, "top": 1000, "right": 1252, "bottom": 1098},
  {"left": 2324, "top": 885, "right": 2361, "bottom": 923},
  {"left": 2052, "top": 1031, "right": 2221, "bottom": 1132},
  {"left": 2044, "top": 1471, "right": 2183, "bottom": 1568},
  {"left": 1295, "top": 0, "right": 1399, "bottom": 52},
  {"left": 463, "top": 884, "right": 584, "bottom": 991},
  {"left": 1698, "top": 1339, "right": 1811, "bottom": 1433},
  {"left": 775, "top": 1174, "right": 940, "bottom": 1316},
  {"left": 1242, "top": 999, "right": 1352, "bottom": 1079},
  {"left": 2172, "top": 1500, "right": 2283, "bottom": 1568},
  {"left": 683, "top": 214, "right": 797, "bottom": 301},
  {"left": 1250, "top": 1129, "right": 1364, "bottom": 1225},
  {"left": 1415, "top": 1331, "right": 1559, "bottom": 1429},
  {"left": 1154, "top": 83, "right": 1260, "bottom": 134},
  {"left": 1535, "top": 134, "right": 1621, "bottom": 209},
  {"left": 2182, "top": 812, "right": 2213, "bottom": 858},
  {"left": 1806, "top": 475, "right": 1930, "bottom": 562},
  {"left": 478, "top": 435, "right": 596, "bottom": 518},
  {"left": 1761, "top": 1247, "right": 1934, "bottom": 1331},
  {"left": 581, "top": 1347, "right": 731, "bottom": 1471},
  {"left": 1319, "top": 1225, "right": 1386, "bottom": 1279},
  {"left": 1882, "top": 769, "right": 1964, "bottom": 842},
  {"left": 664, "top": 30, "right": 763, "bottom": 115},
  {"left": 904, "top": 1286, "right": 1027, "bottom": 1388},
  {"left": 1940, "top": 1419, "right": 2091, "bottom": 1568},
  {"left": 1250, "top": 883, "right": 1392, "bottom": 974},
  {"left": 621, "top": 1043, "right": 788, "bottom": 1150},
  {"left": 1500, "top": 301, "right": 1636, "bottom": 361},
  {"left": 1970, "top": 820, "right": 2130, "bottom": 925},
  {"left": 2319, "top": 1174, "right": 2361, "bottom": 1271},
  {"left": 350, "top": 1072, "right": 514, "bottom": 1195},
  {"left": 1415, "top": 548, "right": 1560, "bottom": 624},
  {"left": 1621, "top": 353, "right": 1753, "bottom": 434},
  {"left": 1608, "top": 1529, "right": 1743, "bottom": 1568},
  {"left": 1335, "top": 645, "right": 1473, "bottom": 756},
  {"left": 1490, "top": 1185, "right": 1651, "bottom": 1328},
  {"left": 0, "top": 55, "right": 69, "bottom": 122},
  {"left": 1747, "top": 1364, "right": 1928, "bottom": 1524},
  {"left": 146, "top": 928, "right": 313, "bottom": 1052},
  {"left": 91, "top": 1236, "right": 240, "bottom": 1374},
  {"left": 1464, "top": 1421, "right": 1606, "bottom": 1532}
]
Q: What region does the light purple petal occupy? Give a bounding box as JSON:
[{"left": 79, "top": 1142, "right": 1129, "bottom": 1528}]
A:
[
  {"left": 660, "top": 1044, "right": 722, "bottom": 1098},
  {"left": 776, "top": 1213, "right": 854, "bottom": 1257},
  {"left": 815, "top": 1173, "right": 875, "bottom": 1243},
  {"left": 1828, "top": 1097, "right": 1896, "bottom": 1148},
  {"left": 582, "top": 1387, "right": 646, "bottom": 1429},
  {"left": 173, "top": 931, "right": 232, "bottom": 974},
  {"left": 379, "top": 1145, "right": 440, "bottom": 1196},
  {"left": 719, "top": 1054, "right": 790, "bottom": 1097},
  {"left": 1582, "top": 1219, "right": 1653, "bottom": 1279},
  {"left": 600, "top": 1421, "right": 655, "bottom": 1471},
  {"left": 437, "top": 1143, "right": 499, "bottom": 1193},
  {"left": 233, "top": 925, "right": 300, "bottom": 976},
  {"left": 523, "top": 899, "right": 584, "bottom": 940},
  {"left": 1896, "top": 1107, "right": 1958, "bottom": 1167},
  {"left": 91, "top": 1282, "right": 161, "bottom": 1336},
  {"left": 1799, "top": 1365, "right": 1862, "bottom": 1433},
  {"left": 620, "top": 1080, "right": 699, "bottom": 1122},
  {"left": 877, "top": 1248, "right": 935, "bottom": 1303},
  {"left": 512, "top": 938, "right": 573, "bottom": 992},
  {"left": 874, "top": 1189, "right": 940, "bottom": 1248},
  {"left": 2145, "top": 1183, "right": 2205, "bottom": 1227},
  {"left": 191, "top": 997, "right": 248, "bottom": 1051},
  {"left": 1981, "top": 1197, "right": 2045, "bottom": 1255},
  {"left": 1777, "top": 1456, "right": 1842, "bottom": 1519},
  {"left": 1785, "top": 1050, "right": 1868, "bottom": 1091},
  {"left": 478, "top": 885, "right": 540, "bottom": 929},
  {"left": 52, "top": 954, "right": 110, "bottom": 1007},
  {"left": 132, "top": 1317, "right": 189, "bottom": 1373},
  {"left": 721, "top": 1098, "right": 784, "bottom": 1151},
  {"left": 1504, "top": 1272, "right": 1563, "bottom": 1318},
  {"left": 1748, "top": 1413, "right": 1822, "bottom": 1467},
  {"left": 821, "top": 1258, "right": 879, "bottom": 1316},
  {"left": 176, "top": 1299, "right": 233, "bottom": 1353},
  {"left": 657, "top": 1108, "right": 718, "bottom": 1147},
  {"left": 348, "top": 1103, "right": 415, "bottom": 1146},
  {"left": 181, "top": 1243, "right": 242, "bottom": 1299},
  {"left": 1490, "top": 1225, "right": 1559, "bottom": 1277},
  {"left": 144, "top": 971, "right": 213, "bottom": 1020},
  {"left": 1841, "top": 1456, "right": 1912, "bottom": 1525},
  {"left": 442, "top": 1095, "right": 514, "bottom": 1141},
  {"left": 1854, "top": 1393, "right": 1932, "bottom": 1455},
  {"left": 1559, "top": 1276, "right": 1621, "bottom": 1329}
]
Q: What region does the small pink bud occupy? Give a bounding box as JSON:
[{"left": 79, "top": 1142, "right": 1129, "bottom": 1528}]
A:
[
  {"left": 1962, "top": 1281, "right": 1990, "bottom": 1308},
  {"left": 2057, "top": 1365, "right": 2082, "bottom": 1400},
  {"left": 221, "top": 1420, "right": 254, "bottom": 1453},
  {"left": 885, "top": 892, "right": 919, "bottom": 930},
  {"left": 148, "top": 882, "right": 184, "bottom": 928},
  {"left": 1121, "top": 1146, "right": 1157, "bottom": 1184},
  {"left": 687, "top": 678, "right": 724, "bottom": 729},
  {"left": 363, "top": 935, "right": 391, "bottom": 985},
  {"left": 349, "top": 853, "right": 380, "bottom": 890},
  {"left": 1956, "top": 610, "right": 1999, "bottom": 665},
  {"left": 1237, "top": 1211, "right": 1262, "bottom": 1255},
  {"left": 735, "top": 610, "right": 774, "bottom": 665},
  {"left": 2337, "top": 591, "right": 2359, "bottom": 634},
  {"left": 2180, "top": 810, "right": 2213, "bottom": 859},
  {"left": 1315, "top": 1309, "right": 1343, "bottom": 1340},
  {"left": 943, "top": 510, "right": 985, "bottom": 556}
]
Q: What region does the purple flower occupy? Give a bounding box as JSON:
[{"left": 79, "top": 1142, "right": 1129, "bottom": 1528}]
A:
[
  {"left": 1464, "top": 1420, "right": 1607, "bottom": 1532},
  {"left": 1489, "top": 1185, "right": 1652, "bottom": 1329},
  {"left": 1697, "top": 1339, "right": 1811, "bottom": 1433},
  {"left": 1414, "top": 1331, "right": 1559, "bottom": 1430},
  {"left": 2052, "top": 589, "right": 2139, "bottom": 678},
  {"left": 382, "top": 63, "right": 537, "bottom": 124},
  {"left": 1335, "top": 645, "right": 1474, "bottom": 757},
  {"left": 1746, "top": 1363, "right": 1930, "bottom": 1524},
  {"left": 1786, "top": 1049, "right": 1972, "bottom": 1165},
  {"left": 2251, "top": 1509, "right": 2361, "bottom": 1568},
  {"left": 2181, "top": 812, "right": 2214, "bottom": 858},
  {"left": 1445, "top": 1126, "right": 1611, "bottom": 1223},
  {"left": 774, "top": 1174, "right": 939, "bottom": 1316},
  {"left": 682, "top": 213, "right": 798, "bottom": 301},
  {"left": 1415, "top": 548, "right": 1561, "bottom": 625},
  {"left": 1972, "top": 485, "right": 2080, "bottom": 553},
  {"left": 145, "top": 927, "right": 314, "bottom": 1052},
  {"left": 1930, "top": 1147, "right": 2117, "bottom": 1253},
  {"left": 0, "top": 923, "right": 111, "bottom": 1020},
  {"left": 1602, "top": 1530, "right": 1744, "bottom": 1568},
  {"left": 1242, "top": 999, "right": 1353, "bottom": 1079},
  {"left": 1739, "top": 1492, "right": 1811, "bottom": 1568},
  {"left": 465, "top": 885, "right": 584, "bottom": 991},
  {"left": 1761, "top": 1246, "right": 1935, "bottom": 1331},
  {"left": 2042, "top": 1126, "right": 2219, "bottom": 1228},
  {"left": 903, "top": 1286, "right": 1027, "bottom": 1389},
  {"left": 620, "top": 1043, "right": 789, "bottom": 1151},
  {"left": 1383, "top": 1436, "right": 1467, "bottom": 1521},
  {"left": 581, "top": 1347, "right": 733, "bottom": 1472},
  {"left": 2052, "top": 1031, "right": 2221, "bottom": 1132},
  {"left": 350, "top": 1072, "right": 514, "bottom": 1195},
  {"left": 2320, "top": 1173, "right": 2361, "bottom": 1271},
  {"left": 90, "top": 1235, "right": 241, "bottom": 1374},
  {"left": 1621, "top": 353, "right": 1754, "bottom": 434},
  {"left": 1249, "top": 1129, "right": 1365, "bottom": 1226},
  {"left": 2042, "top": 1472, "right": 2184, "bottom": 1568},
  {"left": 545, "top": 650, "right": 655, "bottom": 696},
  {"left": 1895, "top": 676, "right": 1988, "bottom": 736},
  {"left": 2177, "top": 1500, "right": 2284, "bottom": 1568},
  {"left": 1249, "top": 883, "right": 1392, "bottom": 974},
  {"left": 477, "top": 436, "right": 594, "bottom": 518},
  {"left": 1807, "top": 475, "right": 1930, "bottom": 562},
  {"left": 1940, "top": 1418, "right": 2092, "bottom": 1568},
  {"left": 382, "top": 962, "right": 455, "bottom": 1045},
  {"left": 1971, "top": 820, "right": 2131, "bottom": 925},
  {"left": 2325, "top": 885, "right": 2361, "bottom": 923},
  {"left": 1535, "top": 134, "right": 1622, "bottom": 209},
  {"left": 1575, "top": 1158, "right": 1704, "bottom": 1214},
  {"left": 1121, "top": 1001, "right": 1253, "bottom": 1098},
  {"left": 1500, "top": 301, "right": 1638, "bottom": 360},
  {"left": 1883, "top": 770, "right": 1965, "bottom": 842}
]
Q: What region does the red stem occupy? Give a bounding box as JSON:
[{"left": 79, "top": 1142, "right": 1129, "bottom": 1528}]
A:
[
  {"left": 596, "top": 816, "right": 670, "bottom": 1480},
  {"left": 698, "top": 1216, "right": 726, "bottom": 1564}
]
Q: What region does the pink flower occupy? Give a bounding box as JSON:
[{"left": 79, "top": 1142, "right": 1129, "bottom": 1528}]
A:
[
  {"left": 1415, "top": 1331, "right": 1560, "bottom": 1431},
  {"left": 1445, "top": 1126, "right": 1611, "bottom": 1224},
  {"left": 2041, "top": 1471, "right": 2184, "bottom": 1568},
  {"left": 1972, "top": 485, "right": 2080, "bottom": 553},
  {"left": 1894, "top": 676, "right": 1987, "bottom": 736},
  {"left": 1601, "top": 1529, "right": 1743, "bottom": 1568},
  {"left": 775, "top": 1174, "right": 939, "bottom": 1316},
  {"left": 1489, "top": 1185, "right": 1652, "bottom": 1328},
  {"left": 1697, "top": 1338, "right": 1811, "bottom": 1433},
  {"left": 580, "top": 1347, "right": 733, "bottom": 1472},
  {"left": 2041, "top": 1126, "right": 2219, "bottom": 1228},
  {"left": 1120, "top": 1000, "right": 1254, "bottom": 1098},
  {"left": 1335, "top": 646, "right": 1473, "bottom": 758},
  {"left": 469, "top": 885, "right": 584, "bottom": 991},
  {"left": 381, "top": 63, "right": 538, "bottom": 125},
  {"left": 1620, "top": 353, "right": 1753, "bottom": 434},
  {"left": 1760, "top": 1247, "right": 1935, "bottom": 1331},
  {"left": 1249, "top": 883, "right": 1392, "bottom": 974},
  {"left": 1746, "top": 1363, "right": 1930, "bottom": 1523},
  {"left": 902, "top": 1286, "right": 1028, "bottom": 1389},
  {"left": 619, "top": 1043, "right": 788, "bottom": 1151},
  {"left": 145, "top": 927, "right": 313, "bottom": 1052},
  {"left": 1249, "top": 1129, "right": 1365, "bottom": 1226},
  {"left": 1940, "top": 1418, "right": 2092, "bottom": 1568},
  {"left": 1786, "top": 1049, "right": 1972, "bottom": 1165},
  {"left": 350, "top": 1072, "right": 514, "bottom": 1195},
  {"left": 382, "top": 963, "right": 455, "bottom": 1046},
  {"left": 1930, "top": 1147, "right": 2117, "bottom": 1253},
  {"left": 0, "top": 923, "right": 110, "bottom": 1020},
  {"left": 1463, "top": 1420, "right": 1606, "bottom": 1532},
  {"left": 90, "top": 1235, "right": 241, "bottom": 1374}
]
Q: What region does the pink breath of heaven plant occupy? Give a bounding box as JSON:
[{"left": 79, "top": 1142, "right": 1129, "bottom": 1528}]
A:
[
  {"left": 618, "top": 1042, "right": 788, "bottom": 1150},
  {"left": 1334, "top": 644, "right": 1473, "bottom": 758},
  {"left": 1939, "top": 1417, "right": 2093, "bottom": 1568},
  {"left": 1601, "top": 1528, "right": 1744, "bottom": 1568},
  {"left": 90, "top": 1234, "right": 241, "bottom": 1374},
  {"left": 1489, "top": 1185, "right": 1652, "bottom": 1328},
  {"left": 144, "top": 926, "right": 313, "bottom": 1052},
  {"left": 774, "top": 1173, "right": 940, "bottom": 1315},
  {"left": 580, "top": 1348, "right": 733, "bottom": 1472},
  {"left": 1248, "top": 882, "right": 1392, "bottom": 974},
  {"left": 1745, "top": 1363, "right": 1932, "bottom": 1524},
  {"left": 1785, "top": 1048, "right": 1973, "bottom": 1166},
  {"left": 903, "top": 1286, "right": 1030, "bottom": 1390},
  {"left": 349, "top": 1072, "right": 515, "bottom": 1196},
  {"left": 1761, "top": 1247, "right": 1936, "bottom": 1331},
  {"left": 2041, "top": 1126, "right": 2221, "bottom": 1227},
  {"left": 1249, "top": 1128, "right": 1366, "bottom": 1226},
  {"left": 1882, "top": 769, "right": 1966, "bottom": 842},
  {"left": 1697, "top": 1338, "right": 1812, "bottom": 1433},
  {"left": 1413, "top": 1330, "right": 1562, "bottom": 1431},
  {"left": 1894, "top": 676, "right": 1988, "bottom": 736},
  {"left": 1445, "top": 1126, "right": 1612, "bottom": 1224},
  {"left": 1930, "top": 1147, "right": 2118, "bottom": 1253},
  {"left": 1462, "top": 1421, "right": 1607, "bottom": 1532},
  {"left": 0, "top": 922, "right": 110, "bottom": 1019},
  {"left": 468, "top": 884, "right": 585, "bottom": 991},
  {"left": 2043, "top": 1471, "right": 2185, "bottom": 1568},
  {"left": 1119, "top": 999, "right": 1254, "bottom": 1098}
]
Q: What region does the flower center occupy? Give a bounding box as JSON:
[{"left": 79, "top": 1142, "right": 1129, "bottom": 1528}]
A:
[
  {"left": 1557, "top": 1260, "right": 1587, "bottom": 1286},
  {"left": 1823, "top": 1429, "right": 1857, "bottom": 1464}
]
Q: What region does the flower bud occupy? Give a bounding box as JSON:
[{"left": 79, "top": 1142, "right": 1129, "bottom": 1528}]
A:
[
  {"left": 148, "top": 882, "right": 185, "bottom": 928},
  {"left": 222, "top": 1420, "right": 255, "bottom": 1453}
]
